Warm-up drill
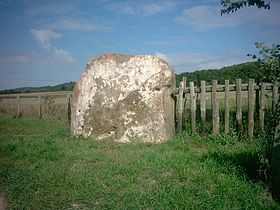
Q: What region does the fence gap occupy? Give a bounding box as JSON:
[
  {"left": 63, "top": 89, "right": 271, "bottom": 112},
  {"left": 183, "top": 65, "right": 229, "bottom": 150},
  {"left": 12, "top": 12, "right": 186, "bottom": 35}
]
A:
[
  {"left": 200, "top": 81, "right": 206, "bottom": 135},
  {"left": 248, "top": 79, "right": 255, "bottom": 141},
  {"left": 212, "top": 80, "right": 219, "bottom": 135},
  {"left": 236, "top": 79, "right": 242, "bottom": 135},
  {"left": 224, "top": 80, "right": 230, "bottom": 134},
  {"left": 190, "top": 82, "right": 196, "bottom": 134},
  {"left": 259, "top": 82, "right": 266, "bottom": 130},
  {"left": 177, "top": 81, "right": 184, "bottom": 133}
]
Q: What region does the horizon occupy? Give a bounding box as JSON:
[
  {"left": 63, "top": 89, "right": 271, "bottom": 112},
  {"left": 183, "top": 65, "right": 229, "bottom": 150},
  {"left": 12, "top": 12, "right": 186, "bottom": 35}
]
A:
[
  {"left": 0, "top": 0, "right": 279, "bottom": 89},
  {"left": 0, "top": 60, "right": 255, "bottom": 91}
]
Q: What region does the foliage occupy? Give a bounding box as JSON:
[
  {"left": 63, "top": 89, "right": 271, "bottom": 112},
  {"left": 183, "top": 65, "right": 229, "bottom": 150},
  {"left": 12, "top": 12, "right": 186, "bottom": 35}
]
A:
[
  {"left": 221, "top": 0, "right": 270, "bottom": 15},
  {"left": 248, "top": 42, "right": 280, "bottom": 82},
  {"left": 0, "top": 118, "right": 279, "bottom": 209},
  {"left": 176, "top": 61, "right": 262, "bottom": 86},
  {"left": 248, "top": 42, "right": 280, "bottom": 143},
  {"left": 0, "top": 81, "right": 75, "bottom": 94}
]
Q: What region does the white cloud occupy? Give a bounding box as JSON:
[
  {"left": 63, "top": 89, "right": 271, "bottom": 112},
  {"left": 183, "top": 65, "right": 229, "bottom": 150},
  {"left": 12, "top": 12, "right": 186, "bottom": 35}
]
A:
[
  {"left": 176, "top": 5, "right": 238, "bottom": 30},
  {"left": 46, "top": 17, "right": 112, "bottom": 32},
  {"left": 0, "top": 52, "right": 39, "bottom": 63},
  {"left": 53, "top": 49, "right": 75, "bottom": 63},
  {"left": 30, "top": 29, "right": 61, "bottom": 49},
  {"left": 154, "top": 51, "right": 252, "bottom": 72},
  {"left": 0, "top": 50, "right": 75, "bottom": 64},
  {"left": 155, "top": 51, "right": 169, "bottom": 61},
  {"left": 29, "top": 29, "right": 75, "bottom": 64},
  {"left": 147, "top": 38, "right": 190, "bottom": 46},
  {"left": 25, "top": 2, "right": 75, "bottom": 17},
  {"left": 106, "top": 0, "right": 179, "bottom": 16},
  {"left": 176, "top": 2, "right": 280, "bottom": 30}
]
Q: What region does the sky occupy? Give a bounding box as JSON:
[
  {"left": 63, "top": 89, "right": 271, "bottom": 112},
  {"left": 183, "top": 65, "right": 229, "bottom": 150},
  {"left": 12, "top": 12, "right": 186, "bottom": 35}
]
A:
[{"left": 0, "top": 0, "right": 279, "bottom": 90}]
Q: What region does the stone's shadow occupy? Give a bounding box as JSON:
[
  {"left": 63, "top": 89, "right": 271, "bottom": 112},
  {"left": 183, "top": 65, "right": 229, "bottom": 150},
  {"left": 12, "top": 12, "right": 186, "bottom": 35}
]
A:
[
  {"left": 203, "top": 150, "right": 268, "bottom": 183},
  {"left": 205, "top": 147, "right": 280, "bottom": 202}
]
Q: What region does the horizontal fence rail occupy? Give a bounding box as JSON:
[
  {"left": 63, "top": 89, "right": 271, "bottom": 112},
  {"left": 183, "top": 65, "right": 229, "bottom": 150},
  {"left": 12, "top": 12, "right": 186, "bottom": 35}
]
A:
[
  {"left": 174, "top": 77, "right": 279, "bottom": 139},
  {"left": 172, "top": 83, "right": 275, "bottom": 94},
  {"left": 0, "top": 92, "right": 72, "bottom": 122}
]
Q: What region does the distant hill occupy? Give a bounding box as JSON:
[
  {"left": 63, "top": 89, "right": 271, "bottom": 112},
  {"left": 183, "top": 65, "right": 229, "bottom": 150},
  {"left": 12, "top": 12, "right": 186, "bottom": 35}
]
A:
[
  {"left": 0, "top": 61, "right": 264, "bottom": 94},
  {"left": 0, "top": 81, "right": 76, "bottom": 94},
  {"left": 176, "top": 61, "right": 263, "bottom": 86}
]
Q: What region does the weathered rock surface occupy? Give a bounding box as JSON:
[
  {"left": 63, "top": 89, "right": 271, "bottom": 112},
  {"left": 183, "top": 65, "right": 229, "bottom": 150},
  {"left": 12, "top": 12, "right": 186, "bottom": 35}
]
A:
[{"left": 71, "top": 54, "right": 176, "bottom": 143}]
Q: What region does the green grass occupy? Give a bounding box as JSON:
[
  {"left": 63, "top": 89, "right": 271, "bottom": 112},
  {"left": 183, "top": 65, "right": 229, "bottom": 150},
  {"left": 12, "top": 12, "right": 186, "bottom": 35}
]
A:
[{"left": 0, "top": 118, "right": 279, "bottom": 209}]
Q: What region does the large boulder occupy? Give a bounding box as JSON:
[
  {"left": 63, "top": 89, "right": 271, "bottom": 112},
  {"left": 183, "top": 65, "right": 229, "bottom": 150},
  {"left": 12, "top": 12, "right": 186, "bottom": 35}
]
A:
[{"left": 71, "top": 54, "right": 176, "bottom": 143}]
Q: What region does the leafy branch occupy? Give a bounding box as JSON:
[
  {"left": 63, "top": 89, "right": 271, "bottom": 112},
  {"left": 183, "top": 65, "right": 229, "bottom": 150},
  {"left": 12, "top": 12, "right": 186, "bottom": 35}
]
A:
[{"left": 221, "top": 0, "right": 270, "bottom": 15}]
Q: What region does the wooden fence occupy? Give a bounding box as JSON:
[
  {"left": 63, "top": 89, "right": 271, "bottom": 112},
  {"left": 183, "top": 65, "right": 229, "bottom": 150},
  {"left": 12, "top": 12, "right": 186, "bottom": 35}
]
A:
[
  {"left": 1, "top": 79, "right": 279, "bottom": 140},
  {"left": 174, "top": 78, "right": 279, "bottom": 140},
  {"left": 0, "top": 92, "right": 72, "bottom": 122}
]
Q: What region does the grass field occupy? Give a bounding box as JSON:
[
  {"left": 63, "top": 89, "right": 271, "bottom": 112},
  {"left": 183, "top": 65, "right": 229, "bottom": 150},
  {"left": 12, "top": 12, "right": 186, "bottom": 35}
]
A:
[{"left": 0, "top": 118, "right": 279, "bottom": 209}]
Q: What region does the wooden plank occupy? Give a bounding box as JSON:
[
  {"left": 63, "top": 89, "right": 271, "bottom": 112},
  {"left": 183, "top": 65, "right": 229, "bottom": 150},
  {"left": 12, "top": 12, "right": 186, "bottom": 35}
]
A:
[
  {"left": 248, "top": 79, "right": 255, "bottom": 141},
  {"left": 182, "top": 76, "right": 187, "bottom": 115},
  {"left": 200, "top": 81, "right": 206, "bottom": 135},
  {"left": 190, "top": 82, "right": 196, "bottom": 134},
  {"left": 170, "top": 83, "right": 273, "bottom": 95},
  {"left": 16, "top": 96, "right": 20, "bottom": 117},
  {"left": 224, "top": 80, "right": 230, "bottom": 134},
  {"left": 212, "top": 80, "right": 219, "bottom": 135},
  {"left": 183, "top": 76, "right": 187, "bottom": 89},
  {"left": 177, "top": 81, "right": 184, "bottom": 133},
  {"left": 236, "top": 79, "right": 242, "bottom": 135},
  {"left": 38, "top": 95, "right": 42, "bottom": 118},
  {"left": 273, "top": 82, "right": 279, "bottom": 113},
  {"left": 255, "top": 81, "right": 260, "bottom": 124},
  {"left": 67, "top": 95, "right": 71, "bottom": 123},
  {"left": 259, "top": 82, "right": 266, "bottom": 130}
]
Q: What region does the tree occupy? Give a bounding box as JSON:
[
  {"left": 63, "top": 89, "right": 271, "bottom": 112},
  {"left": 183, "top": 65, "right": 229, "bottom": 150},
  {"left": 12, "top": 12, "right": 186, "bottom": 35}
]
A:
[
  {"left": 248, "top": 42, "right": 280, "bottom": 82},
  {"left": 221, "top": 0, "right": 270, "bottom": 15},
  {"left": 220, "top": 0, "right": 280, "bottom": 201}
]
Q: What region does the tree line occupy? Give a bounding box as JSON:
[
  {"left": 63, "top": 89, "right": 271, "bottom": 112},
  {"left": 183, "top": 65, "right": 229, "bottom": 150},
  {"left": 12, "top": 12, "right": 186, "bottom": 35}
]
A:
[{"left": 175, "top": 61, "right": 265, "bottom": 86}]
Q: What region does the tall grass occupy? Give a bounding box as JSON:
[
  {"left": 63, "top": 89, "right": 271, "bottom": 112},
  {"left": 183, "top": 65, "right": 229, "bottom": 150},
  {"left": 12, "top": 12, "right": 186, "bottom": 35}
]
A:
[{"left": 0, "top": 118, "right": 279, "bottom": 209}]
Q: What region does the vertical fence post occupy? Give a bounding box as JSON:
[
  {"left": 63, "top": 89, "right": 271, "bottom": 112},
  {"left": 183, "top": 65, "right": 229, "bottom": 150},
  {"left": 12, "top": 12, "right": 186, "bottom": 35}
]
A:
[
  {"left": 177, "top": 81, "right": 184, "bottom": 133},
  {"left": 38, "top": 95, "right": 42, "bottom": 118},
  {"left": 273, "top": 82, "right": 279, "bottom": 113},
  {"left": 212, "top": 80, "right": 219, "bottom": 135},
  {"left": 183, "top": 76, "right": 187, "bottom": 89},
  {"left": 225, "top": 80, "right": 230, "bottom": 134},
  {"left": 67, "top": 95, "right": 71, "bottom": 123},
  {"left": 259, "top": 82, "right": 266, "bottom": 130},
  {"left": 248, "top": 79, "right": 255, "bottom": 141},
  {"left": 182, "top": 76, "right": 187, "bottom": 115},
  {"left": 236, "top": 79, "right": 242, "bottom": 135},
  {"left": 200, "top": 81, "right": 206, "bottom": 135},
  {"left": 16, "top": 96, "right": 20, "bottom": 117},
  {"left": 190, "top": 82, "right": 196, "bottom": 134}
]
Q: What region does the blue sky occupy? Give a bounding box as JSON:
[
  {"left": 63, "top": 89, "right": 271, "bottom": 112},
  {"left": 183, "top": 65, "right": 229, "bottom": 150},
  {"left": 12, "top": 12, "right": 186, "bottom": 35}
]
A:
[{"left": 0, "top": 0, "right": 279, "bottom": 89}]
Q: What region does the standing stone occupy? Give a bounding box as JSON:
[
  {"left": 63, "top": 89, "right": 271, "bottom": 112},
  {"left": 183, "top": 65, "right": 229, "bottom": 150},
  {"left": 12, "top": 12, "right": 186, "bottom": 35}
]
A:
[{"left": 71, "top": 54, "right": 176, "bottom": 143}]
